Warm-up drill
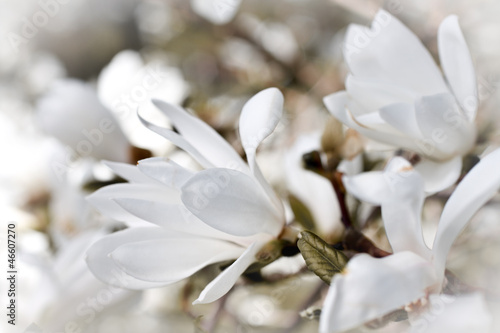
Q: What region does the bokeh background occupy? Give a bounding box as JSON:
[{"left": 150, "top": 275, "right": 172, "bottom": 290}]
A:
[{"left": 1, "top": 0, "right": 500, "bottom": 332}]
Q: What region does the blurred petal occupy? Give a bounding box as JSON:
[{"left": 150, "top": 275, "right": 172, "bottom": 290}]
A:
[
  {"left": 152, "top": 99, "right": 249, "bottom": 172},
  {"left": 410, "top": 293, "right": 492, "bottom": 333},
  {"left": 87, "top": 183, "right": 179, "bottom": 227},
  {"left": 433, "top": 148, "right": 500, "bottom": 278},
  {"left": 86, "top": 227, "right": 177, "bottom": 289},
  {"left": 190, "top": 0, "right": 242, "bottom": 25},
  {"left": 319, "top": 252, "right": 437, "bottom": 333},
  {"left": 137, "top": 157, "right": 194, "bottom": 189},
  {"left": 438, "top": 16, "right": 477, "bottom": 121},
  {"left": 181, "top": 168, "right": 283, "bottom": 237},
  {"left": 239, "top": 88, "right": 285, "bottom": 211},
  {"left": 193, "top": 241, "right": 261, "bottom": 304},
  {"left": 414, "top": 157, "right": 462, "bottom": 194},
  {"left": 344, "top": 10, "right": 447, "bottom": 96},
  {"left": 111, "top": 237, "right": 244, "bottom": 283},
  {"left": 103, "top": 160, "right": 158, "bottom": 184}
]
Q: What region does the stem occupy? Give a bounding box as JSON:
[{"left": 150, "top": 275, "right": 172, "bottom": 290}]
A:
[{"left": 329, "top": 171, "right": 353, "bottom": 229}]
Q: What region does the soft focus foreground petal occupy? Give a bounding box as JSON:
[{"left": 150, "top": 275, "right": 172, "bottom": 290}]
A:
[
  {"left": 284, "top": 133, "right": 341, "bottom": 237},
  {"left": 87, "top": 183, "right": 180, "bottom": 227},
  {"left": 239, "top": 88, "right": 284, "bottom": 211},
  {"left": 181, "top": 168, "right": 284, "bottom": 237},
  {"left": 102, "top": 160, "right": 159, "bottom": 184},
  {"left": 344, "top": 158, "right": 430, "bottom": 257},
  {"left": 137, "top": 157, "right": 194, "bottom": 190},
  {"left": 138, "top": 111, "right": 214, "bottom": 168},
  {"left": 414, "top": 93, "right": 475, "bottom": 160},
  {"left": 190, "top": 0, "right": 242, "bottom": 25},
  {"left": 438, "top": 16, "right": 478, "bottom": 121},
  {"left": 319, "top": 252, "right": 437, "bottom": 333},
  {"left": 433, "top": 148, "right": 500, "bottom": 278},
  {"left": 345, "top": 75, "right": 417, "bottom": 112},
  {"left": 86, "top": 227, "right": 177, "bottom": 289},
  {"left": 344, "top": 10, "right": 447, "bottom": 96},
  {"left": 410, "top": 293, "right": 492, "bottom": 333},
  {"left": 414, "top": 156, "right": 462, "bottom": 194},
  {"left": 111, "top": 237, "right": 244, "bottom": 283},
  {"left": 193, "top": 241, "right": 261, "bottom": 304},
  {"left": 152, "top": 99, "right": 249, "bottom": 173}
]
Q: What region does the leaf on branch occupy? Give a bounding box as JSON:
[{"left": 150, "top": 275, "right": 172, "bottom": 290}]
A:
[
  {"left": 288, "top": 194, "right": 316, "bottom": 232},
  {"left": 297, "top": 231, "right": 348, "bottom": 285}
]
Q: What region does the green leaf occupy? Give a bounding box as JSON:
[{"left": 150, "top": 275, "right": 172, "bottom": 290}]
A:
[
  {"left": 288, "top": 194, "right": 316, "bottom": 232},
  {"left": 297, "top": 231, "right": 348, "bottom": 285}
]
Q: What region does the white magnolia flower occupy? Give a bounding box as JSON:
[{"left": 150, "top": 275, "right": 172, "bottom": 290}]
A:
[
  {"left": 324, "top": 10, "right": 477, "bottom": 193},
  {"left": 86, "top": 88, "right": 287, "bottom": 304},
  {"left": 319, "top": 148, "right": 500, "bottom": 333},
  {"left": 190, "top": 0, "right": 242, "bottom": 25},
  {"left": 37, "top": 79, "right": 131, "bottom": 163}
]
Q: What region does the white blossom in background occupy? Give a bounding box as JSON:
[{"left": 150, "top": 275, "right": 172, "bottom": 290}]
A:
[
  {"left": 36, "top": 79, "right": 131, "bottom": 163},
  {"left": 86, "top": 88, "right": 289, "bottom": 304},
  {"left": 97, "top": 50, "right": 190, "bottom": 154},
  {"left": 324, "top": 10, "right": 478, "bottom": 193},
  {"left": 190, "top": 0, "right": 242, "bottom": 25},
  {"left": 319, "top": 148, "right": 500, "bottom": 333}
]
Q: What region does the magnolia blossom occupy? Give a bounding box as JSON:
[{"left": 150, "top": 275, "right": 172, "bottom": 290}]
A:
[
  {"left": 319, "top": 148, "right": 500, "bottom": 333},
  {"left": 324, "top": 10, "right": 477, "bottom": 192},
  {"left": 86, "top": 88, "right": 287, "bottom": 304},
  {"left": 190, "top": 0, "right": 242, "bottom": 25}
]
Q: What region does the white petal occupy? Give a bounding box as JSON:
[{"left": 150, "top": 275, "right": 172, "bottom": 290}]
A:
[
  {"left": 113, "top": 197, "right": 230, "bottom": 239},
  {"left": 138, "top": 111, "right": 214, "bottom": 168},
  {"left": 181, "top": 168, "right": 284, "bottom": 237},
  {"left": 152, "top": 99, "right": 249, "bottom": 172},
  {"left": 87, "top": 183, "right": 180, "bottom": 227},
  {"left": 239, "top": 88, "right": 285, "bottom": 211},
  {"left": 137, "top": 157, "right": 194, "bottom": 189},
  {"left": 86, "top": 227, "right": 177, "bottom": 289},
  {"left": 414, "top": 157, "right": 462, "bottom": 194},
  {"left": 379, "top": 102, "right": 422, "bottom": 138},
  {"left": 433, "top": 148, "right": 500, "bottom": 278},
  {"left": 112, "top": 237, "right": 244, "bottom": 283},
  {"left": 344, "top": 158, "right": 431, "bottom": 257},
  {"left": 344, "top": 10, "right": 447, "bottom": 96},
  {"left": 102, "top": 160, "right": 158, "bottom": 184},
  {"left": 414, "top": 93, "right": 476, "bottom": 160},
  {"left": 345, "top": 75, "right": 417, "bottom": 112},
  {"left": 190, "top": 0, "right": 242, "bottom": 25},
  {"left": 438, "top": 16, "right": 478, "bottom": 121},
  {"left": 410, "top": 293, "right": 492, "bottom": 333},
  {"left": 319, "top": 252, "right": 437, "bottom": 333},
  {"left": 193, "top": 241, "right": 262, "bottom": 304}
]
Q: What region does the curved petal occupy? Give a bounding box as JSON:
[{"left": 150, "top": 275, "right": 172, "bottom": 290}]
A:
[
  {"left": 414, "top": 156, "right": 462, "bottom": 194},
  {"left": 193, "top": 241, "right": 262, "bottom": 304},
  {"left": 85, "top": 227, "right": 178, "bottom": 289},
  {"left": 319, "top": 252, "right": 437, "bottom": 333},
  {"left": 239, "top": 88, "right": 285, "bottom": 212},
  {"left": 151, "top": 99, "right": 249, "bottom": 173},
  {"left": 438, "top": 16, "right": 477, "bottom": 121},
  {"left": 190, "top": 0, "right": 242, "bottom": 25},
  {"left": 379, "top": 102, "right": 422, "bottom": 139},
  {"left": 344, "top": 158, "right": 431, "bottom": 258},
  {"left": 410, "top": 293, "right": 492, "bottom": 333},
  {"left": 414, "top": 93, "right": 476, "bottom": 160},
  {"left": 138, "top": 111, "right": 214, "bottom": 168},
  {"left": 181, "top": 168, "right": 284, "bottom": 237},
  {"left": 433, "top": 148, "right": 500, "bottom": 278},
  {"left": 344, "top": 10, "right": 447, "bottom": 96},
  {"left": 111, "top": 237, "right": 244, "bottom": 283},
  {"left": 102, "top": 160, "right": 158, "bottom": 184},
  {"left": 87, "top": 183, "right": 180, "bottom": 227},
  {"left": 137, "top": 157, "right": 194, "bottom": 190}
]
